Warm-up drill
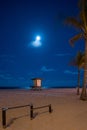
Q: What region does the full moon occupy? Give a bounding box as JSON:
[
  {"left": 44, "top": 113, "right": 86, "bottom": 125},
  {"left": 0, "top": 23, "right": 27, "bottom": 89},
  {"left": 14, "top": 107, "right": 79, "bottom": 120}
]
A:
[
  {"left": 32, "top": 36, "right": 41, "bottom": 47},
  {"left": 36, "top": 36, "right": 41, "bottom": 41}
]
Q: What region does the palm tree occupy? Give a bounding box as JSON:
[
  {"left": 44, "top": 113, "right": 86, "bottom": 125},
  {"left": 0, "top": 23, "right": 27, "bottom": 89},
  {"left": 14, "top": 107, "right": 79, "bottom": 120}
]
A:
[
  {"left": 69, "top": 51, "right": 84, "bottom": 95},
  {"left": 65, "top": 0, "right": 87, "bottom": 100}
]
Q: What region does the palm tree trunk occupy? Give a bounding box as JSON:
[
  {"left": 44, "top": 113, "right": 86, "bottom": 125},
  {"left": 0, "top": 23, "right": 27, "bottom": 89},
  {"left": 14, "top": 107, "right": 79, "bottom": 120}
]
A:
[
  {"left": 80, "top": 38, "right": 87, "bottom": 100},
  {"left": 77, "top": 69, "right": 80, "bottom": 95}
]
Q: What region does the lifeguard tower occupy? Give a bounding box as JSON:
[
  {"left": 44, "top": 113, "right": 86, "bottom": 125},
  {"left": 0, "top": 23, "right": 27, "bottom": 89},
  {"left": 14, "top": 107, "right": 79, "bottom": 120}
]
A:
[{"left": 31, "top": 78, "right": 42, "bottom": 90}]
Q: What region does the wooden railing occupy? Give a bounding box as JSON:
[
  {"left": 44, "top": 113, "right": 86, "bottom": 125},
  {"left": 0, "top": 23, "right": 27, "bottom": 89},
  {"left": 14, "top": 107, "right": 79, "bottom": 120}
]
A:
[
  {"left": 2, "top": 104, "right": 31, "bottom": 128},
  {"left": 2, "top": 104, "right": 52, "bottom": 128},
  {"left": 30, "top": 104, "right": 52, "bottom": 119}
]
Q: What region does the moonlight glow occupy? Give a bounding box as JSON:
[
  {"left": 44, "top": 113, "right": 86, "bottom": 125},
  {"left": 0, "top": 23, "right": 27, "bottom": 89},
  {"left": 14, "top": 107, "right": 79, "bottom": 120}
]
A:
[
  {"left": 32, "top": 41, "right": 41, "bottom": 47},
  {"left": 36, "top": 36, "right": 41, "bottom": 41},
  {"left": 31, "top": 35, "right": 42, "bottom": 47}
]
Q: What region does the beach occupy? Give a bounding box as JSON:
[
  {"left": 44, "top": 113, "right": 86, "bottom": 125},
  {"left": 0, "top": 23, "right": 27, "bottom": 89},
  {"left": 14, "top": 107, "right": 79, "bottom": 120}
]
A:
[{"left": 0, "top": 88, "right": 87, "bottom": 130}]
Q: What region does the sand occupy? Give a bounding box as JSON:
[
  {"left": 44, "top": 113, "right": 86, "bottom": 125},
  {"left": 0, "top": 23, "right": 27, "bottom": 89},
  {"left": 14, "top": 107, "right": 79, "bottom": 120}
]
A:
[{"left": 0, "top": 88, "right": 87, "bottom": 130}]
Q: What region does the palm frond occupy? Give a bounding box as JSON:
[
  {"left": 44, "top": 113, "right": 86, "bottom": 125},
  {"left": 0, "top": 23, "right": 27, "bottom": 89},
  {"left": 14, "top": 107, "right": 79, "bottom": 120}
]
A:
[
  {"left": 78, "top": 0, "right": 87, "bottom": 10},
  {"left": 79, "top": 53, "right": 85, "bottom": 68},
  {"left": 78, "top": 0, "right": 83, "bottom": 9},
  {"left": 77, "top": 51, "right": 84, "bottom": 65},
  {"left": 79, "top": 12, "right": 86, "bottom": 32},
  {"left": 80, "top": 10, "right": 87, "bottom": 31},
  {"left": 69, "top": 33, "right": 83, "bottom": 46},
  {"left": 69, "top": 51, "right": 84, "bottom": 68},
  {"left": 79, "top": 0, "right": 87, "bottom": 31},
  {"left": 65, "top": 17, "right": 82, "bottom": 30}
]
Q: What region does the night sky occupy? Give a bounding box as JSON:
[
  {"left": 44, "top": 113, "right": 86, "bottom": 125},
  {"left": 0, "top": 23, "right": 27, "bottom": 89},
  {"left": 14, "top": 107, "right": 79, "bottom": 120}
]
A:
[{"left": 0, "top": 0, "right": 84, "bottom": 88}]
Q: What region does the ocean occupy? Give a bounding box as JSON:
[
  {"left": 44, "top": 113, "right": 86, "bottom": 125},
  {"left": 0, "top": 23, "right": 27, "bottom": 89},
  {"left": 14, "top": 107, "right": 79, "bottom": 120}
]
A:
[{"left": 0, "top": 86, "right": 79, "bottom": 90}]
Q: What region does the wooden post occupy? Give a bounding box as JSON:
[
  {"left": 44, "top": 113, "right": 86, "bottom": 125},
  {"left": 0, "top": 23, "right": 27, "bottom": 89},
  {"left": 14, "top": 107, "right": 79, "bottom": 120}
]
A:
[
  {"left": 2, "top": 108, "right": 7, "bottom": 128},
  {"left": 30, "top": 104, "right": 33, "bottom": 119},
  {"left": 49, "top": 104, "right": 52, "bottom": 113}
]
